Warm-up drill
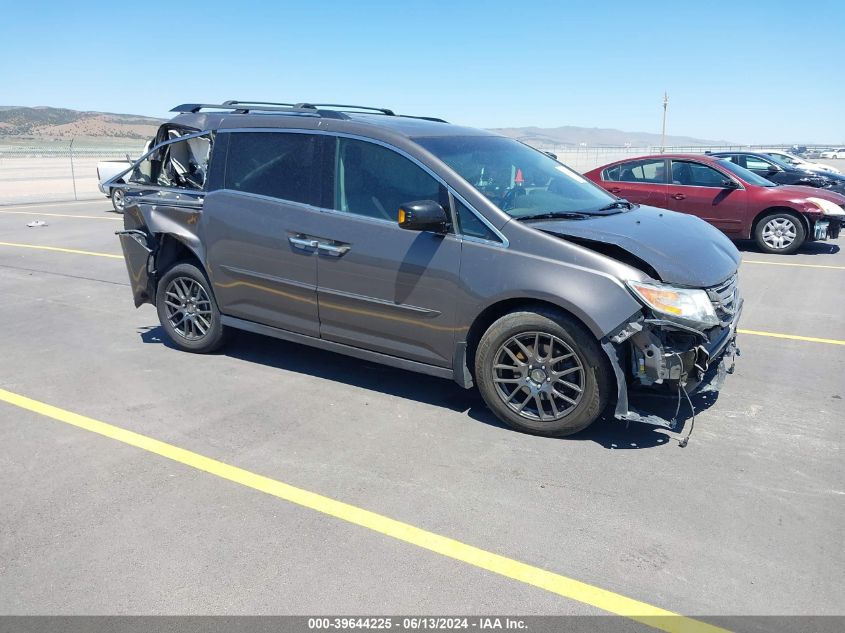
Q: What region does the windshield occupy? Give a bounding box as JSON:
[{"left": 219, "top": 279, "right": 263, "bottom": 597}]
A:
[
  {"left": 415, "top": 135, "right": 616, "bottom": 218},
  {"left": 716, "top": 158, "right": 777, "bottom": 186},
  {"left": 762, "top": 153, "right": 794, "bottom": 170},
  {"left": 768, "top": 152, "right": 801, "bottom": 166}
]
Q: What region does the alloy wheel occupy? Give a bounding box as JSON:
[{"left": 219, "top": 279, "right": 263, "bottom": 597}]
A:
[
  {"left": 112, "top": 189, "right": 125, "bottom": 212},
  {"left": 163, "top": 277, "right": 213, "bottom": 340},
  {"left": 492, "top": 331, "right": 585, "bottom": 422}
]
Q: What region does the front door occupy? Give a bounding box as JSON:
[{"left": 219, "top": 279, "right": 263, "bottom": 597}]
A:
[
  {"left": 314, "top": 137, "right": 461, "bottom": 367},
  {"left": 202, "top": 131, "right": 324, "bottom": 336},
  {"left": 668, "top": 160, "right": 746, "bottom": 234}
]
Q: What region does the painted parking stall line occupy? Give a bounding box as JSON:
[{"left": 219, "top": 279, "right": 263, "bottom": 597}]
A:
[
  {"left": 0, "top": 242, "right": 123, "bottom": 259},
  {"left": 737, "top": 329, "right": 845, "bottom": 346},
  {"left": 0, "top": 210, "right": 122, "bottom": 220},
  {"left": 0, "top": 387, "right": 728, "bottom": 633},
  {"left": 742, "top": 259, "right": 845, "bottom": 270}
]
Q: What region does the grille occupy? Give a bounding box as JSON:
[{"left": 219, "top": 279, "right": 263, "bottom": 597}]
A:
[{"left": 707, "top": 274, "right": 739, "bottom": 327}]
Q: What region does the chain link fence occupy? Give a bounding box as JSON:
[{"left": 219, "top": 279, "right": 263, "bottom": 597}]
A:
[
  {"left": 0, "top": 142, "right": 144, "bottom": 205},
  {"left": 0, "top": 139, "right": 832, "bottom": 206}
]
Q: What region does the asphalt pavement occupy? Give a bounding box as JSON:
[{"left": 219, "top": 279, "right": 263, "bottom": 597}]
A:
[{"left": 0, "top": 200, "right": 842, "bottom": 631}]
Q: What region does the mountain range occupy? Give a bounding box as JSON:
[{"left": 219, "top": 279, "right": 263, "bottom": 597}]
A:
[{"left": 0, "top": 106, "right": 735, "bottom": 147}]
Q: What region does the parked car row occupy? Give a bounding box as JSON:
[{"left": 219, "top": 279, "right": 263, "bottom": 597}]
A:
[
  {"left": 711, "top": 151, "right": 845, "bottom": 194},
  {"left": 586, "top": 153, "right": 844, "bottom": 254},
  {"left": 819, "top": 148, "right": 845, "bottom": 159},
  {"left": 762, "top": 150, "right": 840, "bottom": 174}
]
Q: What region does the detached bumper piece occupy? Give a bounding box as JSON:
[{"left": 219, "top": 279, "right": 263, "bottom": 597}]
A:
[
  {"left": 116, "top": 229, "right": 156, "bottom": 307},
  {"left": 816, "top": 217, "right": 841, "bottom": 241}
]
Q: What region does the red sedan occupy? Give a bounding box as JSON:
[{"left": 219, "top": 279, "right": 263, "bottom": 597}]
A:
[{"left": 584, "top": 154, "right": 844, "bottom": 254}]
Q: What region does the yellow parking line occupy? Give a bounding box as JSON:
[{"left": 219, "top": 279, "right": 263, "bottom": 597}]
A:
[
  {"left": 742, "top": 259, "right": 845, "bottom": 270},
  {"left": 0, "top": 387, "right": 726, "bottom": 633},
  {"left": 0, "top": 242, "right": 122, "bottom": 259},
  {"left": 0, "top": 210, "right": 121, "bottom": 220},
  {"left": 738, "top": 329, "right": 845, "bottom": 346},
  {"left": 0, "top": 200, "right": 107, "bottom": 211}
]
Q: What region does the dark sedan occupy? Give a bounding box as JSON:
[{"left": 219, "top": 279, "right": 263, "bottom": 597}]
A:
[{"left": 709, "top": 151, "right": 845, "bottom": 195}]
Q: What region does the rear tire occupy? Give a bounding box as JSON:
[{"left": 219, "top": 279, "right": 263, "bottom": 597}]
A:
[
  {"left": 155, "top": 262, "right": 228, "bottom": 353},
  {"left": 111, "top": 188, "right": 126, "bottom": 213},
  {"left": 754, "top": 211, "right": 805, "bottom": 254},
  {"left": 474, "top": 309, "right": 610, "bottom": 437}
]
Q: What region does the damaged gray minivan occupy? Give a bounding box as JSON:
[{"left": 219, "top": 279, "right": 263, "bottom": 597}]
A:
[{"left": 110, "top": 100, "right": 742, "bottom": 438}]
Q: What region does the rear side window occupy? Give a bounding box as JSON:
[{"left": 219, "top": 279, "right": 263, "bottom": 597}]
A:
[
  {"left": 332, "top": 138, "right": 447, "bottom": 221},
  {"left": 604, "top": 159, "right": 666, "bottom": 183},
  {"left": 743, "top": 156, "right": 774, "bottom": 171},
  {"left": 225, "top": 132, "right": 319, "bottom": 204},
  {"left": 671, "top": 161, "right": 728, "bottom": 187}
]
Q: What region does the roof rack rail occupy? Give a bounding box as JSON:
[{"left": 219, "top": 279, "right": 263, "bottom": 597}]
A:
[
  {"left": 400, "top": 115, "right": 449, "bottom": 123},
  {"left": 169, "top": 102, "right": 349, "bottom": 119},
  {"left": 169, "top": 101, "right": 448, "bottom": 123},
  {"left": 296, "top": 103, "right": 396, "bottom": 116}
]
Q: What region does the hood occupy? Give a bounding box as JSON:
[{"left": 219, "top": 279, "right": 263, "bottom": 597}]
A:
[
  {"left": 530, "top": 205, "right": 740, "bottom": 288},
  {"left": 772, "top": 184, "right": 845, "bottom": 205}
]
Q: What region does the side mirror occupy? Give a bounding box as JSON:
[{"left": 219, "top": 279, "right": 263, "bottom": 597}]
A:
[
  {"left": 722, "top": 179, "right": 739, "bottom": 189},
  {"left": 398, "top": 200, "right": 448, "bottom": 233},
  {"left": 767, "top": 164, "right": 780, "bottom": 173}
]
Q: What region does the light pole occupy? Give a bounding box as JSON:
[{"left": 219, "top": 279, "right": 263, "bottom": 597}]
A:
[{"left": 660, "top": 92, "right": 669, "bottom": 153}]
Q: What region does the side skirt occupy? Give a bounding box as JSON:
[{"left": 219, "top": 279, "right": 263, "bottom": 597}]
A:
[{"left": 221, "top": 315, "right": 455, "bottom": 382}]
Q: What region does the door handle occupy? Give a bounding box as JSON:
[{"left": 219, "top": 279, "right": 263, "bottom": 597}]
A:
[
  {"left": 671, "top": 193, "right": 686, "bottom": 200},
  {"left": 608, "top": 187, "right": 622, "bottom": 194},
  {"left": 317, "top": 242, "right": 350, "bottom": 257},
  {"left": 289, "top": 236, "right": 318, "bottom": 250}
]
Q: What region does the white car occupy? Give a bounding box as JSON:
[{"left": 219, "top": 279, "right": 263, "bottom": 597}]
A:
[
  {"left": 764, "top": 150, "right": 842, "bottom": 174},
  {"left": 97, "top": 139, "right": 152, "bottom": 212},
  {"left": 819, "top": 148, "right": 845, "bottom": 159}
]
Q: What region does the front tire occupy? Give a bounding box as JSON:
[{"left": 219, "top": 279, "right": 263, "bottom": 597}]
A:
[
  {"left": 155, "top": 262, "right": 227, "bottom": 353},
  {"left": 111, "top": 188, "right": 126, "bottom": 213},
  {"left": 754, "top": 211, "right": 805, "bottom": 254},
  {"left": 474, "top": 309, "right": 610, "bottom": 437}
]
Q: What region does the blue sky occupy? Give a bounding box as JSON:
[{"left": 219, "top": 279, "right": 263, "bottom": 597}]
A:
[{"left": 2, "top": 0, "right": 844, "bottom": 143}]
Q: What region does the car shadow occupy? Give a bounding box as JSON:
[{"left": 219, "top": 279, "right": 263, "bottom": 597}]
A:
[
  {"left": 736, "top": 239, "right": 840, "bottom": 256},
  {"left": 138, "top": 325, "right": 711, "bottom": 449}
]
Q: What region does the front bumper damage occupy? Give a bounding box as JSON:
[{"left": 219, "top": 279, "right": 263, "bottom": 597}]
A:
[{"left": 601, "top": 291, "right": 743, "bottom": 433}]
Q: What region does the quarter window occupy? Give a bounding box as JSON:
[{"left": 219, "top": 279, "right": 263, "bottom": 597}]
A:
[
  {"left": 333, "top": 138, "right": 446, "bottom": 221},
  {"left": 604, "top": 159, "right": 667, "bottom": 183},
  {"left": 224, "top": 132, "right": 319, "bottom": 204},
  {"left": 455, "top": 199, "right": 499, "bottom": 241},
  {"left": 671, "top": 161, "right": 729, "bottom": 187}
]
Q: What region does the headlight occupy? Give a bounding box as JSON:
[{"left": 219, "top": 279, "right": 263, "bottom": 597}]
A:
[
  {"left": 627, "top": 281, "right": 719, "bottom": 328},
  {"left": 806, "top": 197, "right": 845, "bottom": 216}
]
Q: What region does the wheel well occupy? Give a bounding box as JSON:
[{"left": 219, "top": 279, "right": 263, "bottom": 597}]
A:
[
  {"left": 154, "top": 234, "right": 203, "bottom": 278},
  {"left": 751, "top": 206, "right": 809, "bottom": 238},
  {"left": 464, "top": 299, "right": 593, "bottom": 375}
]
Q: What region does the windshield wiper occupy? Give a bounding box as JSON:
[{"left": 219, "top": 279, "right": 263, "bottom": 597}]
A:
[
  {"left": 595, "top": 199, "right": 634, "bottom": 212},
  {"left": 517, "top": 211, "right": 591, "bottom": 221}
]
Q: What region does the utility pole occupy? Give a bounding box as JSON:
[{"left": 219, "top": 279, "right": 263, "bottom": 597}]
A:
[{"left": 660, "top": 92, "right": 669, "bottom": 153}]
